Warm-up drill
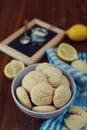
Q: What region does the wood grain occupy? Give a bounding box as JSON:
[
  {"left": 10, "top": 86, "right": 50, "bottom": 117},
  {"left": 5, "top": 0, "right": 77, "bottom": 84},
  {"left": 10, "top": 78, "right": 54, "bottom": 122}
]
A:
[{"left": 0, "top": 0, "right": 87, "bottom": 130}]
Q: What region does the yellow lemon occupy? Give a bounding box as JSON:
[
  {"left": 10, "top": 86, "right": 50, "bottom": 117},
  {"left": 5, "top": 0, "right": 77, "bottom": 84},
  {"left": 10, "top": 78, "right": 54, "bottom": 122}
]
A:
[
  {"left": 66, "top": 24, "right": 87, "bottom": 41},
  {"left": 56, "top": 43, "right": 79, "bottom": 62},
  {"left": 4, "top": 59, "right": 25, "bottom": 79}
]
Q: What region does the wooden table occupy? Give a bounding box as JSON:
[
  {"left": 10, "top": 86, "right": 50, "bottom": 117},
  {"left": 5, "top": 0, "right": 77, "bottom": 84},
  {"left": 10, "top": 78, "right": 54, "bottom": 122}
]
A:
[{"left": 0, "top": 0, "right": 87, "bottom": 130}]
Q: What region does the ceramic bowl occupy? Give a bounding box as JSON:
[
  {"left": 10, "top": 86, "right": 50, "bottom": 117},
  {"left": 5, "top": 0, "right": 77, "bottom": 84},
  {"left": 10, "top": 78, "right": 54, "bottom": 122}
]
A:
[{"left": 11, "top": 63, "right": 76, "bottom": 119}]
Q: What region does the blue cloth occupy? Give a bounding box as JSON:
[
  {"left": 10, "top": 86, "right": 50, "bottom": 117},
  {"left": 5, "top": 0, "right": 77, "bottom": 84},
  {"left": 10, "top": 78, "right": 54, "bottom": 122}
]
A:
[{"left": 40, "top": 48, "right": 87, "bottom": 130}]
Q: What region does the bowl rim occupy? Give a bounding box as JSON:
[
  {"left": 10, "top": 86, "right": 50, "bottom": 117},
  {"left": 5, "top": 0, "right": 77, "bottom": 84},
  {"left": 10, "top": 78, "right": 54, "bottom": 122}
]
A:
[{"left": 11, "top": 63, "right": 76, "bottom": 115}]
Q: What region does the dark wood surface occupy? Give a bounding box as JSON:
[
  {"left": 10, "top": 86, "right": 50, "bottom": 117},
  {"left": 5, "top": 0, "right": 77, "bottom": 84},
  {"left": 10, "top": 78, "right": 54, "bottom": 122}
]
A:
[{"left": 0, "top": 0, "right": 87, "bottom": 130}]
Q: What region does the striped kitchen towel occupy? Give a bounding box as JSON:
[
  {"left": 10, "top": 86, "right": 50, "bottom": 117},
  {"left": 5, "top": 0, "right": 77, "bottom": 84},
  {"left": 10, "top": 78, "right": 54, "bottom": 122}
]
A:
[{"left": 40, "top": 48, "right": 87, "bottom": 130}]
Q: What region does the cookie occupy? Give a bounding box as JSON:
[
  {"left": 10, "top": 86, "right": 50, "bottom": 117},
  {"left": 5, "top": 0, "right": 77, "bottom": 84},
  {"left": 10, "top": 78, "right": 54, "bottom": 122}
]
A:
[
  {"left": 25, "top": 70, "right": 47, "bottom": 82},
  {"left": 71, "top": 59, "right": 87, "bottom": 74},
  {"left": 64, "top": 114, "right": 86, "bottom": 130},
  {"left": 69, "top": 106, "right": 87, "bottom": 124},
  {"left": 22, "top": 70, "right": 47, "bottom": 94},
  {"left": 69, "top": 106, "right": 86, "bottom": 115},
  {"left": 16, "top": 87, "right": 32, "bottom": 109},
  {"left": 32, "top": 105, "right": 56, "bottom": 112},
  {"left": 35, "top": 62, "right": 53, "bottom": 72},
  {"left": 22, "top": 76, "right": 37, "bottom": 94},
  {"left": 53, "top": 85, "right": 71, "bottom": 108},
  {"left": 42, "top": 66, "right": 62, "bottom": 87},
  {"left": 64, "top": 106, "right": 87, "bottom": 130},
  {"left": 59, "top": 75, "right": 70, "bottom": 88},
  {"left": 30, "top": 82, "right": 54, "bottom": 106}
]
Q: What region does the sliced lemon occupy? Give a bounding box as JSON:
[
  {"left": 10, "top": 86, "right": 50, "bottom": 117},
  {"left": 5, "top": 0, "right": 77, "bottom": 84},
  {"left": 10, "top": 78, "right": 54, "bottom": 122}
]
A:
[
  {"left": 56, "top": 43, "right": 79, "bottom": 62},
  {"left": 66, "top": 24, "right": 87, "bottom": 41},
  {"left": 4, "top": 59, "right": 25, "bottom": 79}
]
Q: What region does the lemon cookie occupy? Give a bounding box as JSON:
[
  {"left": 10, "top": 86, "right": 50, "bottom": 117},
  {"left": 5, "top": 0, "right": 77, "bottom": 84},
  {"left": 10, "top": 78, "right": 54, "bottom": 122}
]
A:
[
  {"left": 22, "top": 75, "right": 37, "bottom": 94},
  {"left": 64, "top": 114, "right": 87, "bottom": 130},
  {"left": 32, "top": 105, "right": 56, "bottom": 112},
  {"left": 53, "top": 85, "right": 71, "bottom": 108},
  {"left": 42, "top": 66, "right": 62, "bottom": 87},
  {"left": 59, "top": 75, "right": 70, "bottom": 88},
  {"left": 22, "top": 70, "right": 47, "bottom": 94},
  {"left": 26, "top": 70, "right": 47, "bottom": 82},
  {"left": 16, "top": 87, "right": 32, "bottom": 109},
  {"left": 69, "top": 106, "right": 87, "bottom": 123},
  {"left": 30, "top": 82, "right": 54, "bottom": 106},
  {"left": 35, "top": 62, "right": 53, "bottom": 72},
  {"left": 64, "top": 106, "right": 87, "bottom": 130},
  {"left": 69, "top": 106, "right": 86, "bottom": 115},
  {"left": 71, "top": 59, "right": 87, "bottom": 74}
]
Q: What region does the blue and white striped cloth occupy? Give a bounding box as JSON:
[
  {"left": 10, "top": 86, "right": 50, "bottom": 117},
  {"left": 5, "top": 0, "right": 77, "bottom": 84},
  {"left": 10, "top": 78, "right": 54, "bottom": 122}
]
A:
[{"left": 40, "top": 48, "right": 87, "bottom": 130}]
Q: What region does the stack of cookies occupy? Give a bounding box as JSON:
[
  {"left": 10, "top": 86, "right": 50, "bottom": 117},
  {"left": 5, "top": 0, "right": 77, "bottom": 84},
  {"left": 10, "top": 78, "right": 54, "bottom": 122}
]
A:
[{"left": 16, "top": 62, "right": 72, "bottom": 112}]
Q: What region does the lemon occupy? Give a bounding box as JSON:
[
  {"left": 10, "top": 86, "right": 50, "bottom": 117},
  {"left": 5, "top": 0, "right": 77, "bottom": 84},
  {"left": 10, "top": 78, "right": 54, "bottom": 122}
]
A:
[
  {"left": 4, "top": 59, "right": 25, "bottom": 79},
  {"left": 66, "top": 24, "right": 87, "bottom": 41},
  {"left": 56, "top": 43, "right": 79, "bottom": 62}
]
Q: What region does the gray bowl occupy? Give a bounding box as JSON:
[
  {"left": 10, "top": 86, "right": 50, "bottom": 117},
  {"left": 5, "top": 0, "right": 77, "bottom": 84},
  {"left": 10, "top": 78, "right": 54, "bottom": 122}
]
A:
[{"left": 11, "top": 63, "right": 76, "bottom": 119}]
